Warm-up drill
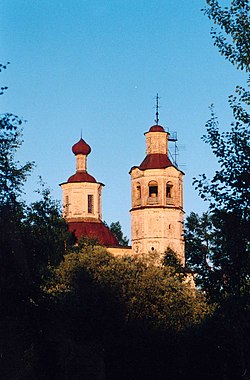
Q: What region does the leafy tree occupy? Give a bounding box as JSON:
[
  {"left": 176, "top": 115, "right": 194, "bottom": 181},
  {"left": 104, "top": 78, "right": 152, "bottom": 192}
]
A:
[
  {"left": 23, "top": 182, "right": 75, "bottom": 273},
  {"left": 185, "top": 212, "right": 225, "bottom": 298},
  {"left": 46, "top": 247, "right": 210, "bottom": 332},
  {"left": 203, "top": 0, "right": 250, "bottom": 72},
  {"left": 0, "top": 64, "right": 76, "bottom": 379},
  {"left": 184, "top": 4, "right": 250, "bottom": 377},
  {"left": 190, "top": 1, "right": 250, "bottom": 301},
  {"left": 163, "top": 247, "right": 184, "bottom": 273},
  {"left": 109, "top": 220, "right": 129, "bottom": 246},
  {"left": 41, "top": 245, "right": 211, "bottom": 379},
  {"left": 0, "top": 63, "right": 34, "bottom": 288}
]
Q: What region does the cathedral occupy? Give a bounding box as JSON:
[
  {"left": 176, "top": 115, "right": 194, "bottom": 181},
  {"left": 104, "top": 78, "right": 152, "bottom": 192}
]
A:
[{"left": 60, "top": 110, "right": 185, "bottom": 264}]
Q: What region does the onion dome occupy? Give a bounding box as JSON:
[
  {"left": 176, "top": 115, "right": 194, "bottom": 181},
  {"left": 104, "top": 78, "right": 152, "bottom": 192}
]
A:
[
  {"left": 72, "top": 138, "right": 91, "bottom": 156},
  {"left": 67, "top": 172, "right": 96, "bottom": 183},
  {"left": 148, "top": 125, "right": 165, "bottom": 132}
]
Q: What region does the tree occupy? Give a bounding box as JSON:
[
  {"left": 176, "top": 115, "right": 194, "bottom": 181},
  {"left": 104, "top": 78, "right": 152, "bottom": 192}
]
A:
[
  {"left": 109, "top": 221, "right": 129, "bottom": 246},
  {"left": 46, "top": 246, "right": 210, "bottom": 332},
  {"left": 0, "top": 63, "right": 35, "bottom": 287},
  {"left": 190, "top": 1, "right": 250, "bottom": 300},
  {"left": 0, "top": 63, "right": 34, "bottom": 206},
  {"left": 203, "top": 0, "right": 250, "bottom": 72},
  {"left": 23, "top": 182, "right": 75, "bottom": 272},
  {"left": 185, "top": 4, "right": 250, "bottom": 377},
  {"left": 0, "top": 65, "right": 76, "bottom": 379}
]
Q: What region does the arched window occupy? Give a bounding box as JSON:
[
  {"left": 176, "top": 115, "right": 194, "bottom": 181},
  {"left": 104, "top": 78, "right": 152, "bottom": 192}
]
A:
[
  {"left": 166, "top": 181, "right": 173, "bottom": 198},
  {"left": 136, "top": 183, "right": 141, "bottom": 199},
  {"left": 148, "top": 181, "right": 158, "bottom": 197}
]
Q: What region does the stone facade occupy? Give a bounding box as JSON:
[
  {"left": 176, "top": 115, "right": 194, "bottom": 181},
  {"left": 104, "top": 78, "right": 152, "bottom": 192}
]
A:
[
  {"left": 61, "top": 181, "right": 103, "bottom": 222},
  {"left": 130, "top": 125, "right": 185, "bottom": 264}
]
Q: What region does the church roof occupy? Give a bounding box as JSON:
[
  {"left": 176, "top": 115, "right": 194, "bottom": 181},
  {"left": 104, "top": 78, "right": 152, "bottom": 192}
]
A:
[
  {"left": 72, "top": 138, "right": 91, "bottom": 155},
  {"left": 67, "top": 171, "right": 96, "bottom": 183},
  {"left": 139, "top": 153, "right": 173, "bottom": 170},
  {"left": 68, "top": 221, "right": 119, "bottom": 246}
]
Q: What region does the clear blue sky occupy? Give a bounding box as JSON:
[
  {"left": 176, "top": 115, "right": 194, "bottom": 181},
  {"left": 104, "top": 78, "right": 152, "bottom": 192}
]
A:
[{"left": 1, "top": 0, "right": 246, "bottom": 240}]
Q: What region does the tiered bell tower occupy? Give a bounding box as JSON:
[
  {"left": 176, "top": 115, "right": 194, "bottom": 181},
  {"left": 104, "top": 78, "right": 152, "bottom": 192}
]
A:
[{"left": 129, "top": 115, "right": 185, "bottom": 264}]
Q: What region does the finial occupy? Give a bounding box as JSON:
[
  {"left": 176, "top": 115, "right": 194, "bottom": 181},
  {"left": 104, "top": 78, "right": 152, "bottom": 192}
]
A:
[
  {"left": 80, "top": 129, "right": 82, "bottom": 139},
  {"left": 154, "top": 93, "right": 160, "bottom": 125}
]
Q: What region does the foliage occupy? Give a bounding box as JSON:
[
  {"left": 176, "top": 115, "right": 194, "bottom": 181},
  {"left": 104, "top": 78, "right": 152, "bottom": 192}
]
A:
[
  {"left": 23, "top": 182, "right": 75, "bottom": 272},
  {"left": 183, "top": 3, "right": 250, "bottom": 377},
  {"left": 194, "top": 105, "right": 249, "bottom": 215},
  {"left": 0, "top": 64, "right": 76, "bottom": 379},
  {"left": 163, "top": 247, "right": 184, "bottom": 275},
  {"left": 0, "top": 62, "right": 9, "bottom": 95},
  {"left": 0, "top": 115, "right": 34, "bottom": 206},
  {"left": 109, "top": 220, "right": 129, "bottom": 246},
  {"left": 191, "top": 113, "right": 250, "bottom": 299},
  {"left": 45, "top": 247, "right": 210, "bottom": 332},
  {"left": 203, "top": 0, "right": 250, "bottom": 72},
  {"left": 190, "top": 1, "right": 250, "bottom": 302}
]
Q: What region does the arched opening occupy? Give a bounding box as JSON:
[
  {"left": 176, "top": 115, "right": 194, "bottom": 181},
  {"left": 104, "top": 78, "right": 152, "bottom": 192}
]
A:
[
  {"left": 148, "top": 180, "right": 158, "bottom": 197},
  {"left": 148, "top": 180, "right": 158, "bottom": 204},
  {"left": 166, "top": 181, "right": 174, "bottom": 204},
  {"left": 136, "top": 183, "right": 141, "bottom": 199},
  {"left": 166, "top": 181, "right": 173, "bottom": 198}
]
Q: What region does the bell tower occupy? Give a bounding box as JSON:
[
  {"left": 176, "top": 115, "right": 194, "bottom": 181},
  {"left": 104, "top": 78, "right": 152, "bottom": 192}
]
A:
[{"left": 129, "top": 108, "right": 185, "bottom": 264}]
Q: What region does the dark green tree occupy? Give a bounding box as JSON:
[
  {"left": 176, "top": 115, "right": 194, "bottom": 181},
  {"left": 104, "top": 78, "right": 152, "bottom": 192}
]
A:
[
  {"left": 190, "top": 1, "right": 250, "bottom": 300},
  {"left": 23, "top": 182, "right": 75, "bottom": 273},
  {"left": 0, "top": 63, "right": 34, "bottom": 288},
  {"left": 203, "top": 0, "right": 250, "bottom": 72},
  {"left": 109, "top": 221, "right": 129, "bottom": 246},
  {"left": 0, "top": 64, "right": 75, "bottom": 379}
]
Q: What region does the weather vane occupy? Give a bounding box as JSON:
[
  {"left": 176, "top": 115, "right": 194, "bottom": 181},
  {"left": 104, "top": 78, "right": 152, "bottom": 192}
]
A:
[{"left": 154, "top": 93, "right": 160, "bottom": 125}]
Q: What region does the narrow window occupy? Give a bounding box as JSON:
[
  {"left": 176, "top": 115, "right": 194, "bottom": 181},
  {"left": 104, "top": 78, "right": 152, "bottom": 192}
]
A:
[
  {"left": 88, "top": 194, "right": 94, "bottom": 214},
  {"left": 148, "top": 181, "right": 158, "bottom": 197},
  {"left": 166, "top": 182, "right": 173, "bottom": 198},
  {"left": 136, "top": 183, "right": 141, "bottom": 199},
  {"left": 65, "top": 195, "right": 69, "bottom": 215}
]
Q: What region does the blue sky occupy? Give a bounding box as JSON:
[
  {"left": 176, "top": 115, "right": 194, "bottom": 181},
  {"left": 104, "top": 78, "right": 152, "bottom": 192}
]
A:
[{"left": 1, "top": 0, "right": 246, "bottom": 240}]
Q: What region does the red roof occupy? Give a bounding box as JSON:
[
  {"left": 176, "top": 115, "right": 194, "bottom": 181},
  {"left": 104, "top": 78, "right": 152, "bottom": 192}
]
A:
[
  {"left": 72, "top": 138, "right": 91, "bottom": 156},
  {"left": 148, "top": 125, "right": 165, "bottom": 132},
  {"left": 67, "top": 171, "right": 96, "bottom": 183},
  {"left": 68, "top": 221, "right": 119, "bottom": 246},
  {"left": 139, "top": 153, "right": 173, "bottom": 170}
]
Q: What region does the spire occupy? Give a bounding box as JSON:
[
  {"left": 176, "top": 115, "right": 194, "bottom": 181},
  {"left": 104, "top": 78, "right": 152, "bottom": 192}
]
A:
[{"left": 154, "top": 93, "right": 160, "bottom": 125}]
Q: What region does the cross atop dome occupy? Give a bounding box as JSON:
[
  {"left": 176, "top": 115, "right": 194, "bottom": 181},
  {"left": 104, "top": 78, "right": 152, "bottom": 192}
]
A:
[{"left": 154, "top": 93, "right": 160, "bottom": 125}]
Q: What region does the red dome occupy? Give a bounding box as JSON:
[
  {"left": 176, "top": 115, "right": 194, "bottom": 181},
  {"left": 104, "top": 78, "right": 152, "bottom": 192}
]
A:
[
  {"left": 68, "top": 221, "right": 119, "bottom": 247},
  {"left": 72, "top": 138, "right": 91, "bottom": 155},
  {"left": 149, "top": 125, "right": 165, "bottom": 132},
  {"left": 67, "top": 171, "right": 96, "bottom": 183}
]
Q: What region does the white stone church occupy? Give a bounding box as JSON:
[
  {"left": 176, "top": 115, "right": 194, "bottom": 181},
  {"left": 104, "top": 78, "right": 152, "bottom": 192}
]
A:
[{"left": 60, "top": 116, "right": 185, "bottom": 265}]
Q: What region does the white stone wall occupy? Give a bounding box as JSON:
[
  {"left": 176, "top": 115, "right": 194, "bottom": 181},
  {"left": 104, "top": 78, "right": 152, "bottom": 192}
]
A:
[
  {"left": 130, "top": 207, "right": 184, "bottom": 264},
  {"left": 145, "top": 131, "right": 168, "bottom": 154},
  {"left": 61, "top": 182, "right": 103, "bottom": 221}
]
